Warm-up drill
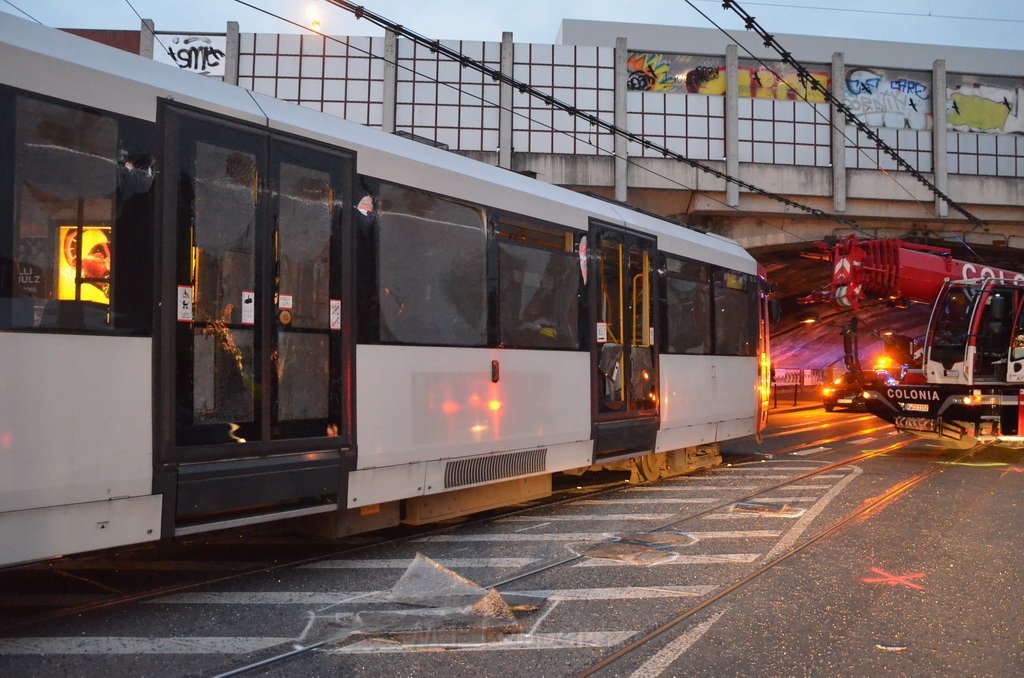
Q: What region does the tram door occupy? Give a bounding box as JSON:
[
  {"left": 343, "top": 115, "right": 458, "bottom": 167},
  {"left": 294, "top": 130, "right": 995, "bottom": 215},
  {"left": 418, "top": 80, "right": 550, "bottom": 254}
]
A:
[
  {"left": 589, "top": 223, "right": 659, "bottom": 460},
  {"left": 160, "top": 107, "right": 352, "bottom": 520}
]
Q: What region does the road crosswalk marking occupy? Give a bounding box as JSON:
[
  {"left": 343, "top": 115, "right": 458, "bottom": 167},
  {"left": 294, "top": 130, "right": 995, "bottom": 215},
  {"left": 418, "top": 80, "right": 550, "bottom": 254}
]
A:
[
  {"left": 0, "top": 637, "right": 292, "bottom": 655},
  {"left": 150, "top": 585, "right": 719, "bottom": 606},
  {"left": 498, "top": 514, "right": 677, "bottom": 522}
]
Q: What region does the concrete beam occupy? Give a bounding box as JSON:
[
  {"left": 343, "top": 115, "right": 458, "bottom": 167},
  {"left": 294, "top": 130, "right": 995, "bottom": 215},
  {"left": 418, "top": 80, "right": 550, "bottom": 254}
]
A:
[
  {"left": 614, "top": 37, "right": 628, "bottom": 202},
  {"left": 726, "top": 44, "right": 739, "bottom": 207},
  {"left": 499, "top": 32, "right": 513, "bottom": 169},
  {"left": 382, "top": 30, "right": 398, "bottom": 134},
  {"left": 932, "top": 59, "right": 949, "bottom": 218}
]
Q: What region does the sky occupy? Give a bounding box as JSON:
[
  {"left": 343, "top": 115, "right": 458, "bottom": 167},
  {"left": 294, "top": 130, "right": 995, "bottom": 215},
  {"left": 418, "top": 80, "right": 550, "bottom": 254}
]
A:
[{"left": 3, "top": 0, "right": 1024, "bottom": 51}]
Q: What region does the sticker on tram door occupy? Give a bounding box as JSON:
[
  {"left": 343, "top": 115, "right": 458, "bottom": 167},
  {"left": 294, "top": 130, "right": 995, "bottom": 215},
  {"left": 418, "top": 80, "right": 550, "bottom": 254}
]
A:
[
  {"left": 177, "top": 285, "right": 193, "bottom": 322},
  {"left": 330, "top": 299, "right": 341, "bottom": 330},
  {"left": 241, "top": 290, "right": 255, "bottom": 325},
  {"left": 894, "top": 416, "right": 936, "bottom": 432}
]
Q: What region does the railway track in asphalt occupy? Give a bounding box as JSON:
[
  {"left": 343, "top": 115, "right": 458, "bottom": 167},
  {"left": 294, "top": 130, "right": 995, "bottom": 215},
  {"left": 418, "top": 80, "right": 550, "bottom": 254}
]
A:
[
  {"left": 0, "top": 414, "right": 881, "bottom": 636},
  {"left": 5, "top": 412, "right": 950, "bottom": 678},
  {"left": 573, "top": 440, "right": 992, "bottom": 677},
  {"left": 0, "top": 474, "right": 634, "bottom": 634},
  {"left": 207, "top": 424, "right": 957, "bottom": 677}
]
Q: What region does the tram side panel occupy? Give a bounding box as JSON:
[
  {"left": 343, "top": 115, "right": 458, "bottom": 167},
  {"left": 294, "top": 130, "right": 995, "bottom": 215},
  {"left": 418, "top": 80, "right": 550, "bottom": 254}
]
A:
[
  {"left": 349, "top": 345, "right": 592, "bottom": 509},
  {"left": 0, "top": 334, "right": 161, "bottom": 565}
]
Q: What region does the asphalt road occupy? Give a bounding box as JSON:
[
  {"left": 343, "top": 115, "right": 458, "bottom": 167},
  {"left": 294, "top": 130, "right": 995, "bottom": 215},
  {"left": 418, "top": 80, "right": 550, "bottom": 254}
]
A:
[{"left": 2, "top": 408, "right": 1022, "bottom": 677}]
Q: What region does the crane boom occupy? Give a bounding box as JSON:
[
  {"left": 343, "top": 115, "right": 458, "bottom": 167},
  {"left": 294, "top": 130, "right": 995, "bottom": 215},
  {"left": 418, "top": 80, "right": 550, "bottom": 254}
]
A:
[{"left": 801, "top": 236, "right": 1024, "bottom": 310}]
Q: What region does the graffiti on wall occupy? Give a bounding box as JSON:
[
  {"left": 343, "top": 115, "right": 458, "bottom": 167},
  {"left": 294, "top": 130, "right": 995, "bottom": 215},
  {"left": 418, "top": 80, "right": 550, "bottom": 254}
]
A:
[
  {"left": 948, "top": 84, "right": 1024, "bottom": 134},
  {"left": 626, "top": 53, "right": 714, "bottom": 93},
  {"left": 739, "top": 66, "right": 829, "bottom": 101},
  {"left": 845, "top": 68, "right": 931, "bottom": 130},
  {"left": 625, "top": 53, "right": 1023, "bottom": 135},
  {"left": 627, "top": 52, "right": 828, "bottom": 100},
  {"left": 153, "top": 34, "right": 227, "bottom": 76}
]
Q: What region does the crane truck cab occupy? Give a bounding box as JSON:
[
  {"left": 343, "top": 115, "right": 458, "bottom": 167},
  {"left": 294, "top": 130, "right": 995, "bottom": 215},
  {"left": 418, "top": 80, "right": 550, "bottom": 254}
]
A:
[{"left": 863, "top": 278, "right": 1024, "bottom": 446}]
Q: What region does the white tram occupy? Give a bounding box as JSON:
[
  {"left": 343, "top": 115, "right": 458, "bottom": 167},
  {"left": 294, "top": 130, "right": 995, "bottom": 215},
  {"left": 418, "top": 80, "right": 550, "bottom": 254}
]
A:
[{"left": 0, "top": 15, "right": 770, "bottom": 566}]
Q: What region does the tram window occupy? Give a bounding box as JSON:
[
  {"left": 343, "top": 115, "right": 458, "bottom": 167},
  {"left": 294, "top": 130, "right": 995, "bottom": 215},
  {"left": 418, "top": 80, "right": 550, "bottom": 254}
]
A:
[
  {"left": 376, "top": 182, "right": 486, "bottom": 346},
  {"left": 662, "top": 256, "right": 712, "bottom": 354},
  {"left": 1, "top": 92, "right": 154, "bottom": 334},
  {"left": 713, "top": 269, "right": 757, "bottom": 356},
  {"left": 276, "top": 163, "right": 334, "bottom": 422},
  {"left": 495, "top": 220, "right": 580, "bottom": 349},
  {"left": 190, "top": 141, "right": 258, "bottom": 426}
]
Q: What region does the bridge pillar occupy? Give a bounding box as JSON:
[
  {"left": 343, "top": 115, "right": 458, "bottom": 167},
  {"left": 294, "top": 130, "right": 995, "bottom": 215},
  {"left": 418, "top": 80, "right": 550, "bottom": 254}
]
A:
[
  {"left": 499, "top": 32, "right": 514, "bottom": 170},
  {"left": 726, "top": 44, "right": 739, "bottom": 207},
  {"left": 224, "top": 22, "right": 239, "bottom": 86},
  {"left": 831, "top": 51, "right": 846, "bottom": 213},
  {"left": 614, "top": 37, "right": 628, "bottom": 202},
  {"left": 382, "top": 29, "right": 398, "bottom": 134},
  {"left": 932, "top": 59, "right": 949, "bottom": 218},
  {"left": 139, "top": 19, "right": 154, "bottom": 59}
]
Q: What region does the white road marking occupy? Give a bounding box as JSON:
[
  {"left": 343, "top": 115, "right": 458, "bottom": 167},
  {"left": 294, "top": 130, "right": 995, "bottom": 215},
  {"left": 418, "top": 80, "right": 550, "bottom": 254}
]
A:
[
  {"left": 704, "top": 512, "right": 806, "bottom": 520},
  {"left": 498, "top": 514, "right": 677, "bottom": 522},
  {"left": 0, "top": 637, "right": 292, "bottom": 655},
  {"left": 629, "top": 610, "right": 727, "bottom": 678},
  {"left": 628, "top": 485, "right": 760, "bottom": 491},
  {"left": 514, "top": 521, "right": 552, "bottom": 532},
  {"left": 848, "top": 437, "right": 876, "bottom": 444},
  {"left": 301, "top": 557, "right": 535, "bottom": 569},
  {"left": 790, "top": 446, "right": 830, "bottom": 456},
  {"left": 577, "top": 554, "right": 760, "bottom": 566},
  {"left": 706, "top": 474, "right": 808, "bottom": 479},
  {"left": 577, "top": 498, "right": 717, "bottom": 505},
  {"left": 325, "top": 630, "right": 638, "bottom": 653},
  {"left": 151, "top": 586, "right": 719, "bottom": 606},
  {"left": 764, "top": 465, "right": 864, "bottom": 560},
  {"left": 718, "top": 465, "right": 823, "bottom": 471},
  {"left": 20, "top": 561, "right": 260, "bottom": 572},
  {"left": 414, "top": 530, "right": 782, "bottom": 542}
]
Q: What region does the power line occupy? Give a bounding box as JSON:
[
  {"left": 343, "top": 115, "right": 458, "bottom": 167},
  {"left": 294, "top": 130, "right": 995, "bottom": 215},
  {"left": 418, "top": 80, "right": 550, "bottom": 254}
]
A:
[
  {"left": 121, "top": 0, "right": 171, "bottom": 56},
  {"left": 1, "top": 0, "right": 40, "bottom": 23},
  {"left": 682, "top": 0, "right": 932, "bottom": 218},
  {"left": 229, "top": 1, "right": 822, "bottom": 244},
  {"left": 695, "top": 0, "right": 1024, "bottom": 25},
  {"left": 718, "top": 0, "right": 987, "bottom": 230},
  {"left": 320, "top": 0, "right": 861, "bottom": 231}
]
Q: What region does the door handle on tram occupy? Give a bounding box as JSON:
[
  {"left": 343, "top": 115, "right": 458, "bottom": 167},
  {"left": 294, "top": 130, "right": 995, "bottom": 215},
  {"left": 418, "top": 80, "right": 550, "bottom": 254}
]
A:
[{"left": 491, "top": 360, "right": 500, "bottom": 383}]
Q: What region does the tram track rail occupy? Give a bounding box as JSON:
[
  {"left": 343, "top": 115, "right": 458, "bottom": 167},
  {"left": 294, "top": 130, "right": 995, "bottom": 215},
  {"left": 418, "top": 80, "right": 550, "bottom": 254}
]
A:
[
  {"left": 0, "top": 476, "right": 632, "bottom": 634},
  {"left": 4, "top": 413, "right": 926, "bottom": 678},
  {"left": 573, "top": 440, "right": 992, "bottom": 677},
  {"left": 210, "top": 423, "right": 936, "bottom": 677},
  {"left": 4, "top": 416, "right": 879, "bottom": 634}
]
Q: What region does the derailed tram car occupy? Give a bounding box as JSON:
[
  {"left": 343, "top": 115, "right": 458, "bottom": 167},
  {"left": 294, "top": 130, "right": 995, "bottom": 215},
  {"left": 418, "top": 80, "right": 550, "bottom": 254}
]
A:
[
  {"left": 0, "top": 15, "right": 770, "bottom": 566},
  {"left": 865, "top": 277, "right": 1024, "bottom": 446}
]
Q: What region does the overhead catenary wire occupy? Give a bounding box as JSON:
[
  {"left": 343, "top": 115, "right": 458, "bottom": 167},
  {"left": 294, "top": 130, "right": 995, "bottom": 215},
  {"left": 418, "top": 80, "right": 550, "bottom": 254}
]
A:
[
  {"left": 696, "top": 0, "right": 1024, "bottom": 27},
  {"left": 121, "top": 0, "right": 172, "bottom": 58},
  {"left": 718, "top": 0, "right": 987, "bottom": 230},
  {"left": 319, "top": 0, "right": 862, "bottom": 231},
  {"left": 226, "top": 0, "right": 820, "bottom": 244},
  {"left": 682, "top": 0, "right": 935, "bottom": 220},
  {"left": 1, "top": 0, "right": 40, "bottom": 23}
]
